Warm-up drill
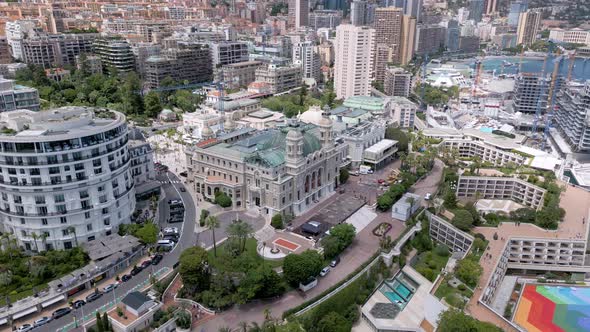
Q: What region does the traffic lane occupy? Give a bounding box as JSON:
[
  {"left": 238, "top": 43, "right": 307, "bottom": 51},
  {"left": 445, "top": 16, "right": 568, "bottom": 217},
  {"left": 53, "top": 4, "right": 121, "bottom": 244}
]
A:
[{"left": 40, "top": 174, "right": 196, "bottom": 332}]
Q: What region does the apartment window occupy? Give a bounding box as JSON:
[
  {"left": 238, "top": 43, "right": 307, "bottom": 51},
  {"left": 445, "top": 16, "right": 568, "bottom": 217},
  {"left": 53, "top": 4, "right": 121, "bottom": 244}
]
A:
[
  {"left": 112, "top": 179, "right": 119, "bottom": 188},
  {"left": 94, "top": 168, "right": 102, "bottom": 175},
  {"left": 30, "top": 168, "right": 40, "bottom": 175},
  {"left": 41, "top": 218, "right": 48, "bottom": 225},
  {"left": 87, "top": 224, "right": 93, "bottom": 231},
  {"left": 54, "top": 194, "right": 65, "bottom": 203},
  {"left": 98, "top": 185, "right": 104, "bottom": 192},
  {"left": 104, "top": 218, "right": 110, "bottom": 226},
  {"left": 62, "top": 229, "right": 69, "bottom": 236},
  {"left": 74, "top": 163, "right": 84, "bottom": 171},
  {"left": 79, "top": 190, "right": 89, "bottom": 199},
  {"left": 13, "top": 195, "right": 21, "bottom": 204},
  {"left": 31, "top": 178, "right": 41, "bottom": 185},
  {"left": 99, "top": 195, "right": 107, "bottom": 204},
  {"left": 20, "top": 218, "right": 25, "bottom": 225},
  {"left": 35, "top": 196, "right": 45, "bottom": 204},
  {"left": 50, "top": 176, "right": 61, "bottom": 184},
  {"left": 49, "top": 167, "right": 60, "bottom": 174},
  {"left": 56, "top": 205, "right": 67, "bottom": 214},
  {"left": 85, "top": 212, "right": 91, "bottom": 219},
  {"left": 21, "top": 230, "right": 27, "bottom": 237},
  {"left": 37, "top": 207, "right": 48, "bottom": 216},
  {"left": 81, "top": 200, "right": 91, "bottom": 210},
  {"left": 60, "top": 216, "right": 67, "bottom": 224},
  {"left": 15, "top": 206, "right": 24, "bottom": 215},
  {"left": 43, "top": 231, "right": 49, "bottom": 238},
  {"left": 102, "top": 207, "right": 109, "bottom": 215}
]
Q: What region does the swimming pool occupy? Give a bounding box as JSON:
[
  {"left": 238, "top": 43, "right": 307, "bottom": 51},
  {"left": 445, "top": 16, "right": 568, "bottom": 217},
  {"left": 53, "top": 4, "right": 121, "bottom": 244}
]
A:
[
  {"left": 379, "top": 272, "right": 418, "bottom": 309},
  {"left": 514, "top": 284, "right": 590, "bottom": 332}
]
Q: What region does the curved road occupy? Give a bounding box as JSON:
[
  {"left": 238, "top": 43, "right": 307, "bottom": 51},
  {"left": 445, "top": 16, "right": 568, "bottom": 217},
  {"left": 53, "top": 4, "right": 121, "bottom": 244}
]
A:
[{"left": 34, "top": 171, "right": 196, "bottom": 332}]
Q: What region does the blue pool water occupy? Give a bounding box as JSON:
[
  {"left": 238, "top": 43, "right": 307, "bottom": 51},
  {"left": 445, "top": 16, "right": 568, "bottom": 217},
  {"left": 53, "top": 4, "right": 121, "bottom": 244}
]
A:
[
  {"left": 384, "top": 291, "right": 406, "bottom": 305},
  {"left": 479, "top": 127, "right": 494, "bottom": 133},
  {"left": 392, "top": 280, "right": 412, "bottom": 299}
]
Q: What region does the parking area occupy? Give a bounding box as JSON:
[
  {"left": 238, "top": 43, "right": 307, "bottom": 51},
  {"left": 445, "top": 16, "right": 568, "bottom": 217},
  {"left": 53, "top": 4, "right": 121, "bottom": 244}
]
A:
[{"left": 293, "top": 196, "right": 365, "bottom": 240}]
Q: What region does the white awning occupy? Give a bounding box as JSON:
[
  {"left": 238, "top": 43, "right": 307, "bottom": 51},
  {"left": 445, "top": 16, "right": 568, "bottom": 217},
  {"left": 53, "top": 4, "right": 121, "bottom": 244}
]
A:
[
  {"left": 12, "top": 307, "right": 37, "bottom": 319},
  {"left": 0, "top": 317, "right": 8, "bottom": 325},
  {"left": 41, "top": 295, "right": 65, "bottom": 308}
]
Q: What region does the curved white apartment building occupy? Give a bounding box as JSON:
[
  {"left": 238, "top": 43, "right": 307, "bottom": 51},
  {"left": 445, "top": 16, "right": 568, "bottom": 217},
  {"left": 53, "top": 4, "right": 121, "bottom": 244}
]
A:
[{"left": 0, "top": 107, "right": 135, "bottom": 251}]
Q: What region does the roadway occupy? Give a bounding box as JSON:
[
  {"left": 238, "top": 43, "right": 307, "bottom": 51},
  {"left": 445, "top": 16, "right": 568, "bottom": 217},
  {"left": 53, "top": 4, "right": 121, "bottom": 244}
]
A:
[{"left": 31, "top": 170, "right": 196, "bottom": 332}]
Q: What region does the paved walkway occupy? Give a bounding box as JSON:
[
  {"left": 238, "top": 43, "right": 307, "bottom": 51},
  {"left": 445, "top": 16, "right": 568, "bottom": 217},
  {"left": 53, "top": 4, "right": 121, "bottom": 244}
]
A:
[
  {"left": 162, "top": 275, "right": 215, "bottom": 327},
  {"left": 466, "top": 182, "right": 590, "bottom": 330}
]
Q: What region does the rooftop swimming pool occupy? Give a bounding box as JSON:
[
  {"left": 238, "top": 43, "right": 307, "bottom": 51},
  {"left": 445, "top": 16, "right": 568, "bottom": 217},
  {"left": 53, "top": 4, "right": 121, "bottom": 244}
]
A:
[
  {"left": 378, "top": 272, "right": 419, "bottom": 311},
  {"left": 514, "top": 284, "right": 590, "bottom": 332}
]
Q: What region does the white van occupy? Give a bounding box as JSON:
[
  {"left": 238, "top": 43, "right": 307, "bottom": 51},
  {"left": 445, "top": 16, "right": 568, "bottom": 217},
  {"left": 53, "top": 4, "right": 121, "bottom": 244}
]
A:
[{"left": 157, "top": 239, "right": 175, "bottom": 248}]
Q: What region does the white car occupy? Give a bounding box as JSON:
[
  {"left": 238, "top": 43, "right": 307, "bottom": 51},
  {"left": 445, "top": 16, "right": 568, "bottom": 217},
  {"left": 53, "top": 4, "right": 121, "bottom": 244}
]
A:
[
  {"left": 319, "top": 266, "right": 331, "bottom": 277},
  {"left": 17, "top": 324, "right": 33, "bottom": 332},
  {"left": 164, "top": 227, "right": 179, "bottom": 234},
  {"left": 34, "top": 317, "right": 52, "bottom": 327},
  {"left": 103, "top": 283, "right": 118, "bottom": 293},
  {"left": 424, "top": 193, "right": 432, "bottom": 200}
]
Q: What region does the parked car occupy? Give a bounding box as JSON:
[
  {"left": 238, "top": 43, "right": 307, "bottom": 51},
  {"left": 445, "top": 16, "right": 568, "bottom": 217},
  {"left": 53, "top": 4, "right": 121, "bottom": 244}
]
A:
[
  {"left": 17, "top": 324, "right": 34, "bottom": 332},
  {"left": 163, "top": 234, "right": 179, "bottom": 242},
  {"left": 131, "top": 266, "right": 143, "bottom": 276},
  {"left": 72, "top": 299, "right": 86, "bottom": 308},
  {"left": 140, "top": 260, "right": 152, "bottom": 269},
  {"left": 52, "top": 307, "right": 71, "bottom": 319},
  {"left": 103, "top": 283, "right": 118, "bottom": 293},
  {"left": 180, "top": 187, "right": 186, "bottom": 192},
  {"left": 168, "top": 199, "right": 182, "bottom": 205},
  {"left": 164, "top": 227, "right": 179, "bottom": 234},
  {"left": 330, "top": 257, "right": 341, "bottom": 267},
  {"left": 152, "top": 254, "right": 163, "bottom": 265},
  {"left": 319, "top": 267, "right": 331, "bottom": 277},
  {"left": 424, "top": 193, "right": 432, "bottom": 200},
  {"left": 158, "top": 239, "right": 175, "bottom": 247},
  {"left": 179, "top": 171, "right": 187, "bottom": 177},
  {"left": 86, "top": 292, "right": 103, "bottom": 303},
  {"left": 170, "top": 208, "right": 184, "bottom": 215},
  {"left": 169, "top": 216, "right": 184, "bottom": 223},
  {"left": 34, "top": 317, "right": 52, "bottom": 327},
  {"left": 121, "top": 274, "right": 132, "bottom": 282}
]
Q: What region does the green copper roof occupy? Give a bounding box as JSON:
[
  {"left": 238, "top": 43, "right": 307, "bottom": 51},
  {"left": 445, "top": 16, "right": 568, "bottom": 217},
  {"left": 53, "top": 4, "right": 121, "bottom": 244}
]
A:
[{"left": 343, "top": 96, "right": 385, "bottom": 111}]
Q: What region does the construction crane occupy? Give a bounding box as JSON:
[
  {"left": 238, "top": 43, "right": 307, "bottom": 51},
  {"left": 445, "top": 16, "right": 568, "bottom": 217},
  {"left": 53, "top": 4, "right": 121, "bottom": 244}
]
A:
[{"left": 567, "top": 50, "right": 576, "bottom": 82}]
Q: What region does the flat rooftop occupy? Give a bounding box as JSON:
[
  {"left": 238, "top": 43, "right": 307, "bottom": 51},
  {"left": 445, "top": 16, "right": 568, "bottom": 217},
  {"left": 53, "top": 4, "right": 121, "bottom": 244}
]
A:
[{"left": 365, "top": 139, "right": 397, "bottom": 154}]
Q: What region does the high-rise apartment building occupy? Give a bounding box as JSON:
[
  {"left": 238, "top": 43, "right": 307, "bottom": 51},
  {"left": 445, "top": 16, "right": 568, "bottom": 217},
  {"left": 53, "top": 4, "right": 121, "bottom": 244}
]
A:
[
  {"left": 0, "top": 78, "right": 40, "bottom": 112},
  {"left": 446, "top": 19, "right": 460, "bottom": 52},
  {"left": 308, "top": 10, "right": 342, "bottom": 29},
  {"left": 334, "top": 24, "right": 376, "bottom": 100},
  {"left": 5, "top": 20, "right": 39, "bottom": 61},
  {"left": 384, "top": 67, "right": 412, "bottom": 97},
  {"left": 554, "top": 83, "right": 590, "bottom": 152},
  {"left": 512, "top": 73, "right": 550, "bottom": 114},
  {"left": 288, "top": 0, "right": 309, "bottom": 29},
  {"left": 485, "top": 0, "right": 498, "bottom": 15},
  {"left": 254, "top": 64, "right": 303, "bottom": 94},
  {"left": 517, "top": 9, "right": 541, "bottom": 46},
  {"left": 403, "top": 0, "right": 422, "bottom": 21},
  {"left": 373, "top": 7, "right": 404, "bottom": 83},
  {"left": 210, "top": 41, "right": 249, "bottom": 67},
  {"left": 400, "top": 15, "right": 416, "bottom": 65},
  {"left": 0, "top": 37, "right": 11, "bottom": 64},
  {"left": 508, "top": 1, "right": 528, "bottom": 27},
  {"left": 415, "top": 24, "right": 446, "bottom": 55},
  {"left": 93, "top": 38, "right": 135, "bottom": 74},
  {"left": 350, "top": 1, "right": 376, "bottom": 26},
  {"left": 21, "top": 33, "right": 97, "bottom": 68},
  {"left": 222, "top": 61, "right": 263, "bottom": 89},
  {"left": 145, "top": 43, "right": 212, "bottom": 89},
  {"left": 132, "top": 43, "right": 162, "bottom": 78},
  {"left": 0, "top": 107, "right": 135, "bottom": 251},
  {"left": 468, "top": 0, "right": 485, "bottom": 22},
  {"left": 293, "top": 41, "right": 321, "bottom": 81}
]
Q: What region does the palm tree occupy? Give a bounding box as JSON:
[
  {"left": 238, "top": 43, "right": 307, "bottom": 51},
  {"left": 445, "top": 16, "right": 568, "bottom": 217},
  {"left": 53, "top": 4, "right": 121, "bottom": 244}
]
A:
[
  {"left": 30, "top": 232, "right": 39, "bottom": 252},
  {"left": 227, "top": 220, "right": 254, "bottom": 253},
  {"left": 205, "top": 216, "right": 220, "bottom": 257},
  {"left": 67, "top": 226, "right": 78, "bottom": 247},
  {"left": 40, "top": 233, "right": 48, "bottom": 251}
]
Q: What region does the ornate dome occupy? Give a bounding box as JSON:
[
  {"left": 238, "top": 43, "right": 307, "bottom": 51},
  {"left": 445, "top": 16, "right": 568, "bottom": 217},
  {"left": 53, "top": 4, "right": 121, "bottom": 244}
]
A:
[
  {"left": 297, "top": 105, "right": 324, "bottom": 125},
  {"left": 201, "top": 125, "right": 214, "bottom": 138}
]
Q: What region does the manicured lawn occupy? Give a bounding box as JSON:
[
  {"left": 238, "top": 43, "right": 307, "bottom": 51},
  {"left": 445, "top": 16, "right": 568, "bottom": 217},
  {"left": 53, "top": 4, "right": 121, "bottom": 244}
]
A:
[
  {"left": 208, "top": 237, "right": 283, "bottom": 270},
  {"left": 434, "top": 278, "right": 473, "bottom": 309},
  {"left": 411, "top": 250, "right": 450, "bottom": 282}
]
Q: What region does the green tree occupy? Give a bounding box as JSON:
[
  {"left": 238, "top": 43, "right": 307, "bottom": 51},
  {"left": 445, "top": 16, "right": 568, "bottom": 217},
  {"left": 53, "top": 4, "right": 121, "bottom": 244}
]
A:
[
  {"left": 271, "top": 214, "right": 283, "bottom": 229},
  {"left": 199, "top": 209, "right": 210, "bottom": 227},
  {"left": 236, "top": 265, "right": 285, "bottom": 303},
  {"left": 455, "top": 256, "right": 483, "bottom": 287},
  {"left": 227, "top": 220, "right": 253, "bottom": 253},
  {"left": 205, "top": 215, "right": 220, "bottom": 256},
  {"left": 118, "top": 72, "right": 144, "bottom": 115},
  {"left": 96, "top": 312, "right": 104, "bottom": 332},
  {"left": 134, "top": 222, "right": 158, "bottom": 245},
  {"left": 321, "top": 235, "right": 342, "bottom": 259},
  {"left": 316, "top": 312, "right": 352, "bottom": 332},
  {"left": 339, "top": 168, "right": 349, "bottom": 184},
  {"left": 510, "top": 207, "right": 536, "bottom": 224},
  {"left": 179, "top": 246, "right": 210, "bottom": 294},
  {"left": 330, "top": 223, "right": 356, "bottom": 250},
  {"left": 385, "top": 127, "right": 409, "bottom": 152},
  {"left": 437, "top": 309, "right": 501, "bottom": 331},
  {"left": 102, "top": 312, "right": 110, "bottom": 331},
  {"left": 443, "top": 190, "right": 458, "bottom": 209},
  {"left": 377, "top": 192, "right": 394, "bottom": 211},
  {"left": 144, "top": 91, "right": 163, "bottom": 118},
  {"left": 299, "top": 84, "right": 307, "bottom": 106},
  {"left": 452, "top": 210, "right": 474, "bottom": 231},
  {"left": 283, "top": 250, "right": 323, "bottom": 286},
  {"left": 159, "top": 76, "right": 177, "bottom": 103},
  {"left": 214, "top": 192, "right": 232, "bottom": 208}
]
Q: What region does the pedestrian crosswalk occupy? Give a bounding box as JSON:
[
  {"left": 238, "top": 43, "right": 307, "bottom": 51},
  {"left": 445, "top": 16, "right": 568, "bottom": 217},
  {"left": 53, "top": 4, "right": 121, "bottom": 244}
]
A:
[{"left": 158, "top": 180, "right": 183, "bottom": 184}]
